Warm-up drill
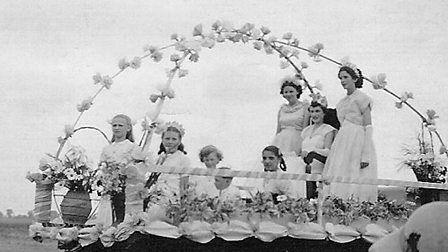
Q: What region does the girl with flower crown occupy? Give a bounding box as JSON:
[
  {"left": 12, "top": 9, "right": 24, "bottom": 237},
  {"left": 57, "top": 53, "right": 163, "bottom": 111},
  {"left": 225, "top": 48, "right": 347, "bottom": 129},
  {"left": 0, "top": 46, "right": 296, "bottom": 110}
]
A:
[
  {"left": 144, "top": 121, "right": 191, "bottom": 218},
  {"left": 323, "top": 66, "right": 377, "bottom": 202},
  {"left": 95, "top": 114, "right": 150, "bottom": 226},
  {"left": 271, "top": 76, "right": 310, "bottom": 198}
]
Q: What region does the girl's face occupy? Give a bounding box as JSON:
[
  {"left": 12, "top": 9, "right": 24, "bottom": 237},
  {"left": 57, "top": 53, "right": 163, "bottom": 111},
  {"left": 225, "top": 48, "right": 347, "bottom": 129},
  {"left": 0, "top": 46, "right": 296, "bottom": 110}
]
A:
[
  {"left": 310, "top": 106, "right": 325, "bottom": 124},
  {"left": 338, "top": 71, "right": 356, "bottom": 90},
  {"left": 111, "top": 117, "right": 130, "bottom": 140},
  {"left": 281, "top": 86, "right": 298, "bottom": 102},
  {"left": 262, "top": 150, "right": 280, "bottom": 172},
  {"left": 162, "top": 130, "right": 181, "bottom": 153},
  {"left": 204, "top": 152, "right": 220, "bottom": 169}
]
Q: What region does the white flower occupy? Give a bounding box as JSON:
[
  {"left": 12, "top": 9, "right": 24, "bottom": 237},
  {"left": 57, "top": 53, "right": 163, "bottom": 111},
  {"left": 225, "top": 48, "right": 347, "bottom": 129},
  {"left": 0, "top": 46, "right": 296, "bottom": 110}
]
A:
[
  {"left": 193, "top": 24, "right": 203, "bottom": 36},
  {"left": 143, "top": 45, "right": 158, "bottom": 54},
  {"left": 130, "top": 57, "right": 141, "bottom": 69},
  {"left": 118, "top": 58, "right": 129, "bottom": 70},
  {"left": 149, "top": 94, "right": 160, "bottom": 103},
  {"left": 102, "top": 75, "right": 113, "bottom": 89},
  {"left": 371, "top": 73, "right": 387, "bottom": 89},
  {"left": 75, "top": 174, "right": 84, "bottom": 181},
  {"left": 427, "top": 125, "right": 437, "bottom": 132},
  {"left": 64, "top": 124, "right": 75, "bottom": 138},
  {"left": 161, "top": 88, "right": 175, "bottom": 99},
  {"left": 264, "top": 44, "right": 274, "bottom": 54},
  {"left": 266, "top": 36, "right": 277, "bottom": 44},
  {"left": 200, "top": 38, "right": 215, "bottom": 49},
  {"left": 170, "top": 33, "right": 178, "bottom": 41},
  {"left": 300, "top": 61, "right": 309, "bottom": 69},
  {"left": 239, "top": 23, "right": 254, "bottom": 33},
  {"left": 212, "top": 20, "right": 222, "bottom": 30},
  {"left": 282, "top": 32, "right": 293, "bottom": 40},
  {"left": 92, "top": 73, "right": 102, "bottom": 84},
  {"left": 260, "top": 26, "right": 271, "bottom": 35},
  {"left": 76, "top": 97, "right": 93, "bottom": 112},
  {"left": 216, "top": 34, "right": 226, "bottom": 43},
  {"left": 395, "top": 101, "right": 403, "bottom": 109},
  {"left": 315, "top": 43, "right": 324, "bottom": 50},
  {"left": 291, "top": 38, "right": 300, "bottom": 47},
  {"left": 170, "top": 54, "right": 181, "bottom": 62},
  {"left": 253, "top": 41, "right": 263, "bottom": 50},
  {"left": 189, "top": 53, "right": 199, "bottom": 62},
  {"left": 150, "top": 51, "right": 163, "bottom": 62},
  {"left": 276, "top": 195, "right": 287, "bottom": 202},
  {"left": 280, "top": 60, "right": 290, "bottom": 69},
  {"left": 178, "top": 69, "right": 188, "bottom": 78},
  {"left": 251, "top": 28, "right": 262, "bottom": 40},
  {"left": 291, "top": 49, "right": 300, "bottom": 59},
  {"left": 439, "top": 146, "right": 447, "bottom": 155}
]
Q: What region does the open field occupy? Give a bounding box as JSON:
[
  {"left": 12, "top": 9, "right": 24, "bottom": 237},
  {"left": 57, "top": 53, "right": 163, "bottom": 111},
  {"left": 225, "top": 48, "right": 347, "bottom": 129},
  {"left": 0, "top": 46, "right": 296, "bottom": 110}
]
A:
[{"left": 0, "top": 218, "right": 58, "bottom": 252}]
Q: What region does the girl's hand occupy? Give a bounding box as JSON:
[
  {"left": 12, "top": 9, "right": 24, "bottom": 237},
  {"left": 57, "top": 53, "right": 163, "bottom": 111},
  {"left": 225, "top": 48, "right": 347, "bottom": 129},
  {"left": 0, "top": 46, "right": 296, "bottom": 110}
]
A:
[{"left": 360, "top": 162, "right": 369, "bottom": 169}]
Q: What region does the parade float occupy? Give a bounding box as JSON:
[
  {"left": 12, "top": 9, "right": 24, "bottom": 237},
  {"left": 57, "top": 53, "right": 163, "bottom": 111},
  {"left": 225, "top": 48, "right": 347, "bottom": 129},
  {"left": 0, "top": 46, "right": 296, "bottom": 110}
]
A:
[{"left": 26, "top": 21, "right": 448, "bottom": 251}]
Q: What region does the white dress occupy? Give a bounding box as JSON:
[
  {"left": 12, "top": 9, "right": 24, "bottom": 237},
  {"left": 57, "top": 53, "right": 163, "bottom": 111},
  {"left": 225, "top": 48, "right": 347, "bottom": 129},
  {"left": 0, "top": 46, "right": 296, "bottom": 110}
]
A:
[
  {"left": 95, "top": 140, "right": 145, "bottom": 226},
  {"left": 301, "top": 123, "right": 337, "bottom": 174},
  {"left": 323, "top": 89, "right": 378, "bottom": 201},
  {"left": 272, "top": 102, "right": 308, "bottom": 198}
]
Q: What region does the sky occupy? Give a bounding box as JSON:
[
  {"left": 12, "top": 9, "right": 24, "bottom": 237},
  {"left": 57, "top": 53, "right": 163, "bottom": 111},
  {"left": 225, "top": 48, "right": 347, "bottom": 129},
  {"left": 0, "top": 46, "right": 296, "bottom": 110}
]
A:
[{"left": 1, "top": 0, "right": 448, "bottom": 214}]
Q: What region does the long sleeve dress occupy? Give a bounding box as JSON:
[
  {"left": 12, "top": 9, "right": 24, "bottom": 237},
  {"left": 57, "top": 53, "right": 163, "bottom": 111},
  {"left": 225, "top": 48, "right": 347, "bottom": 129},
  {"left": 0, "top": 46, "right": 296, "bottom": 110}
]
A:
[{"left": 323, "top": 89, "right": 377, "bottom": 202}]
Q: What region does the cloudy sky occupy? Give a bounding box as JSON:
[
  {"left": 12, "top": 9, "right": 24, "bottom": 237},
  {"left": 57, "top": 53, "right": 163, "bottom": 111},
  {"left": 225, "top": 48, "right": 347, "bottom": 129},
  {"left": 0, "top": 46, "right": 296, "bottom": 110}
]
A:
[{"left": 1, "top": 0, "right": 447, "bottom": 214}]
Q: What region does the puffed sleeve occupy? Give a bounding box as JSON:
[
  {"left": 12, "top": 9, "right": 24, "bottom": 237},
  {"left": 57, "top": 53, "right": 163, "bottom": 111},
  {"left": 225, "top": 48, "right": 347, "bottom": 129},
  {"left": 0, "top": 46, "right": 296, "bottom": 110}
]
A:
[{"left": 355, "top": 92, "right": 373, "bottom": 114}]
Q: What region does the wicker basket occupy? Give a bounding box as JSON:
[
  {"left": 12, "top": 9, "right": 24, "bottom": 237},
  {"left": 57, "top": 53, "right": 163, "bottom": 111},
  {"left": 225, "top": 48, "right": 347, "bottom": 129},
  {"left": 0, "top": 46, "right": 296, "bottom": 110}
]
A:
[{"left": 60, "top": 190, "right": 92, "bottom": 225}]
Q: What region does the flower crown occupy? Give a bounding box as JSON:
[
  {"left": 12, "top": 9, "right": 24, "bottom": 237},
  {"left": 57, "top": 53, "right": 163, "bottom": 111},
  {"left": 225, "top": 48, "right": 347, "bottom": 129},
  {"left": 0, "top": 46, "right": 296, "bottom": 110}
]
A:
[
  {"left": 310, "top": 93, "right": 328, "bottom": 108},
  {"left": 155, "top": 121, "right": 185, "bottom": 137},
  {"left": 340, "top": 57, "right": 361, "bottom": 78},
  {"left": 279, "top": 75, "right": 302, "bottom": 88}
]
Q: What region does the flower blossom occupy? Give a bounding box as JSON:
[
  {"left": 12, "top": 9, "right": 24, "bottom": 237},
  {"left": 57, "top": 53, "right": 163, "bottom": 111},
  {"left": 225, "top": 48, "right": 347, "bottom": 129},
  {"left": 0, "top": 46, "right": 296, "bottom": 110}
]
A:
[
  {"left": 102, "top": 75, "right": 113, "bottom": 89},
  {"left": 170, "top": 54, "right": 181, "bottom": 62},
  {"left": 161, "top": 88, "right": 175, "bottom": 99},
  {"left": 251, "top": 28, "right": 262, "bottom": 40},
  {"left": 92, "top": 73, "right": 102, "bottom": 84},
  {"left": 300, "top": 61, "right": 309, "bottom": 69},
  {"left": 282, "top": 32, "right": 293, "bottom": 40},
  {"left": 189, "top": 53, "right": 199, "bottom": 62},
  {"left": 118, "top": 58, "right": 129, "bottom": 70},
  {"left": 276, "top": 195, "right": 287, "bottom": 202},
  {"left": 64, "top": 124, "right": 75, "bottom": 138},
  {"left": 178, "top": 69, "right": 189, "bottom": 78},
  {"left": 426, "top": 109, "right": 439, "bottom": 125},
  {"left": 260, "top": 26, "right": 271, "bottom": 35},
  {"left": 280, "top": 60, "right": 290, "bottom": 69},
  {"left": 427, "top": 125, "right": 437, "bottom": 132},
  {"left": 150, "top": 51, "right": 163, "bottom": 62},
  {"left": 130, "top": 57, "right": 141, "bottom": 69},
  {"left": 77, "top": 97, "right": 93, "bottom": 112},
  {"left": 264, "top": 44, "right": 274, "bottom": 54},
  {"left": 143, "top": 45, "right": 158, "bottom": 54},
  {"left": 253, "top": 41, "right": 263, "bottom": 50},
  {"left": 440, "top": 146, "right": 447, "bottom": 155},
  {"left": 149, "top": 94, "right": 160, "bottom": 103},
  {"left": 212, "top": 20, "right": 222, "bottom": 30},
  {"left": 370, "top": 73, "right": 387, "bottom": 89},
  {"left": 200, "top": 38, "right": 215, "bottom": 49},
  {"left": 291, "top": 38, "right": 300, "bottom": 47},
  {"left": 216, "top": 34, "right": 226, "bottom": 43},
  {"left": 239, "top": 23, "right": 254, "bottom": 33},
  {"left": 193, "top": 24, "right": 203, "bottom": 36},
  {"left": 170, "top": 33, "right": 179, "bottom": 41},
  {"left": 395, "top": 101, "right": 403, "bottom": 109},
  {"left": 308, "top": 43, "right": 324, "bottom": 57}
]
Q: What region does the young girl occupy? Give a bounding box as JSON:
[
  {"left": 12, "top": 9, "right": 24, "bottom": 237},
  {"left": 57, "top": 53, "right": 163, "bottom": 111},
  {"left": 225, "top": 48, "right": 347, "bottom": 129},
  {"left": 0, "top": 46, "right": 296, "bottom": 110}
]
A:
[
  {"left": 145, "top": 122, "right": 191, "bottom": 214},
  {"left": 95, "top": 114, "right": 148, "bottom": 226},
  {"left": 193, "top": 145, "right": 223, "bottom": 196},
  {"left": 259, "top": 145, "right": 302, "bottom": 199}
]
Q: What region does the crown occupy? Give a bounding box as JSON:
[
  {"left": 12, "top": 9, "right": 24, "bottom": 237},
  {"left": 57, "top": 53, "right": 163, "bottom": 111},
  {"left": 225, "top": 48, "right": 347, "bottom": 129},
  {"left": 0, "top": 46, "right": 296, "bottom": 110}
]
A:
[
  {"left": 340, "top": 57, "right": 361, "bottom": 78},
  {"left": 279, "top": 75, "right": 301, "bottom": 88},
  {"left": 310, "top": 93, "right": 328, "bottom": 108},
  {"left": 155, "top": 121, "right": 185, "bottom": 137}
]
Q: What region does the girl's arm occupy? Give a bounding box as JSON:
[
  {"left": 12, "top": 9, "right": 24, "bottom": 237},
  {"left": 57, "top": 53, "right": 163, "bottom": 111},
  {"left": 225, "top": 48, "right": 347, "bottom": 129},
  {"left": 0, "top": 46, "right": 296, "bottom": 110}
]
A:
[
  {"left": 303, "top": 103, "right": 311, "bottom": 127},
  {"left": 276, "top": 108, "right": 281, "bottom": 134},
  {"left": 361, "top": 107, "right": 372, "bottom": 169}
]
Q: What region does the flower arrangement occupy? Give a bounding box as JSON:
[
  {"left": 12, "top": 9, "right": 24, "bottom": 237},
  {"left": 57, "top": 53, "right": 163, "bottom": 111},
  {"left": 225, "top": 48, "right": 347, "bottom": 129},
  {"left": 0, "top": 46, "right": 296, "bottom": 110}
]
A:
[
  {"left": 402, "top": 136, "right": 447, "bottom": 183},
  {"left": 92, "top": 161, "right": 127, "bottom": 195},
  {"left": 27, "top": 146, "right": 96, "bottom": 192},
  {"left": 322, "top": 195, "right": 413, "bottom": 225}
]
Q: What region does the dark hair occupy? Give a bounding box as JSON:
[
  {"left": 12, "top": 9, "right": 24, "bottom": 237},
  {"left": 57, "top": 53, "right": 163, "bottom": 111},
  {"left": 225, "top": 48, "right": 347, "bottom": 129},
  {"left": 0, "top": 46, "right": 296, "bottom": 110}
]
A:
[
  {"left": 158, "top": 126, "right": 187, "bottom": 155},
  {"left": 262, "top": 145, "right": 287, "bottom": 171},
  {"left": 199, "top": 145, "right": 223, "bottom": 162},
  {"left": 111, "top": 114, "right": 134, "bottom": 143},
  {"left": 280, "top": 81, "right": 302, "bottom": 99},
  {"left": 338, "top": 66, "right": 363, "bottom": 88},
  {"left": 309, "top": 101, "right": 327, "bottom": 114}
]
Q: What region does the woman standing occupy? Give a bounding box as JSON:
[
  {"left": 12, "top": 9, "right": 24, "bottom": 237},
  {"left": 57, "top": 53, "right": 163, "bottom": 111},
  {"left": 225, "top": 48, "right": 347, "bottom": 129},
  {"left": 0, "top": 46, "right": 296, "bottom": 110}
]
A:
[
  {"left": 300, "top": 99, "right": 337, "bottom": 198},
  {"left": 323, "top": 66, "right": 377, "bottom": 202}
]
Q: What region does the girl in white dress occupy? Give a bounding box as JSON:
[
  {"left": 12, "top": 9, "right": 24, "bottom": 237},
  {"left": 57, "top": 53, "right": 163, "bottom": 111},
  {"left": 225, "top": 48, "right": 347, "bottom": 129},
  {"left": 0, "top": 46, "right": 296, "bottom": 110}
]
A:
[
  {"left": 144, "top": 122, "right": 191, "bottom": 217},
  {"left": 300, "top": 99, "right": 337, "bottom": 198},
  {"left": 259, "top": 146, "right": 303, "bottom": 199},
  {"left": 96, "top": 114, "right": 149, "bottom": 226},
  {"left": 323, "top": 66, "right": 378, "bottom": 202},
  {"left": 193, "top": 145, "right": 223, "bottom": 196}
]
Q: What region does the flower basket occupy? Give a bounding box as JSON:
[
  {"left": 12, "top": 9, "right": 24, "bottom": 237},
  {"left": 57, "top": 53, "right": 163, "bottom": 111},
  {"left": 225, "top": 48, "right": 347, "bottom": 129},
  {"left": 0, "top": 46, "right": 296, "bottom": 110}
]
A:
[
  {"left": 34, "top": 182, "right": 54, "bottom": 223},
  {"left": 60, "top": 190, "right": 92, "bottom": 225}
]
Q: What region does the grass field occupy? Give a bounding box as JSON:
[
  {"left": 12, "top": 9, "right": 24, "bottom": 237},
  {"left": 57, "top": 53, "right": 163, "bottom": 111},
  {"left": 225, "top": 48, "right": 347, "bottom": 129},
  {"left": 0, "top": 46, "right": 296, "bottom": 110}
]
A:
[{"left": 0, "top": 218, "right": 58, "bottom": 252}]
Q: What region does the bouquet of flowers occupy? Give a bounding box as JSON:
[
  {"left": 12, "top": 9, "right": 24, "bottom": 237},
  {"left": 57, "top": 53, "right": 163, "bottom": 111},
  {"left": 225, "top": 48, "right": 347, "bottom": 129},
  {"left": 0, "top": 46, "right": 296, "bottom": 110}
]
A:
[
  {"left": 91, "top": 161, "right": 127, "bottom": 195},
  {"left": 402, "top": 137, "right": 447, "bottom": 183},
  {"left": 27, "top": 145, "right": 95, "bottom": 192},
  {"left": 322, "top": 196, "right": 362, "bottom": 225}
]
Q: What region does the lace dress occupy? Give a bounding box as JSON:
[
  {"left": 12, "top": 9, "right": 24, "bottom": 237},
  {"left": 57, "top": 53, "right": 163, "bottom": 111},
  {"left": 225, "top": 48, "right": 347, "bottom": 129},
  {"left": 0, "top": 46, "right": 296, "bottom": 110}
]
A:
[{"left": 323, "top": 89, "right": 377, "bottom": 201}]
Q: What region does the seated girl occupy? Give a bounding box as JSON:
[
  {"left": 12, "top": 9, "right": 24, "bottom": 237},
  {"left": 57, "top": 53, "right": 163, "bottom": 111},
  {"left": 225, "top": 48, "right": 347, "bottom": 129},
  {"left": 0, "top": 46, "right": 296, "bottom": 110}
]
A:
[{"left": 193, "top": 145, "right": 223, "bottom": 196}]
